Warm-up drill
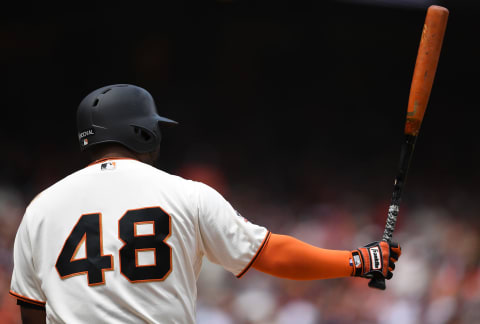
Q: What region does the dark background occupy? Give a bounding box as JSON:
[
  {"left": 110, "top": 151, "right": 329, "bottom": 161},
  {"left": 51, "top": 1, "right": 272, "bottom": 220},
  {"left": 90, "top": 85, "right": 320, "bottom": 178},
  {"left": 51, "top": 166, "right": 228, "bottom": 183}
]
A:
[{"left": 2, "top": 0, "right": 479, "bottom": 205}]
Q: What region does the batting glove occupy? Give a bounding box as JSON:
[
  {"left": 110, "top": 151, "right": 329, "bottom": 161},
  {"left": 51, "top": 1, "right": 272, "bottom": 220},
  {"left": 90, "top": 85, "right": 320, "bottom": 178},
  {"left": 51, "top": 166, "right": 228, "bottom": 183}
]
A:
[{"left": 351, "top": 241, "right": 401, "bottom": 279}]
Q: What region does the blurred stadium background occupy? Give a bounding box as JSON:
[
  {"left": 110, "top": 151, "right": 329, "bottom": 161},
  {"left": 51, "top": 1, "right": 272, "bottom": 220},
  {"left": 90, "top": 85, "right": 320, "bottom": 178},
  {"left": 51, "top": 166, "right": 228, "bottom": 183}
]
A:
[{"left": 1, "top": 0, "right": 479, "bottom": 323}]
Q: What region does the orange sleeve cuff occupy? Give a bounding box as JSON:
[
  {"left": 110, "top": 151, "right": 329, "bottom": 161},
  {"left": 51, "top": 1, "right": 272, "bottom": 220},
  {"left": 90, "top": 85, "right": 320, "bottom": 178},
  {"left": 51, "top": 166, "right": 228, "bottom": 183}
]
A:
[
  {"left": 9, "top": 290, "right": 46, "bottom": 307},
  {"left": 252, "top": 233, "right": 354, "bottom": 280}
]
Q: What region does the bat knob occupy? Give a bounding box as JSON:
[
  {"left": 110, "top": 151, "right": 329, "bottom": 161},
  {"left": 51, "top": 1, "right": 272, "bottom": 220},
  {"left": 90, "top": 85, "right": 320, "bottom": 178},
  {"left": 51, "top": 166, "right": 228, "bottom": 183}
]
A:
[{"left": 368, "top": 277, "right": 386, "bottom": 290}]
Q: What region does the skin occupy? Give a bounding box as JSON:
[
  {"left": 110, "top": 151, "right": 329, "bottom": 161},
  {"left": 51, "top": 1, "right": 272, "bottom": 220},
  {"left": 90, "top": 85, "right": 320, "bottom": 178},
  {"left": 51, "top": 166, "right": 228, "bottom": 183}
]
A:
[
  {"left": 20, "top": 307, "right": 46, "bottom": 324},
  {"left": 89, "top": 143, "right": 160, "bottom": 165},
  {"left": 18, "top": 144, "right": 159, "bottom": 324}
]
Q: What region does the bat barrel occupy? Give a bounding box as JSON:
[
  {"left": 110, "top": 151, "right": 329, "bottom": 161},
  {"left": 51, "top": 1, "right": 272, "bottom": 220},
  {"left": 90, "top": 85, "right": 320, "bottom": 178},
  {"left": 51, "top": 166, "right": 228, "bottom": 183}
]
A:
[{"left": 405, "top": 5, "right": 449, "bottom": 136}]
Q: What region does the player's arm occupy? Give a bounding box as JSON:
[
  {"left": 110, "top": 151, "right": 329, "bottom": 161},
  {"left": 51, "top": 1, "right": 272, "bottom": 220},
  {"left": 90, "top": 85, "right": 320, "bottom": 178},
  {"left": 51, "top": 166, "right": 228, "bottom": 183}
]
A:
[
  {"left": 10, "top": 208, "right": 47, "bottom": 324},
  {"left": 252, "top": 234, "right": 401, "bottom": 280},
  {"left": 20, "top": 304, "right": 46, "bottom": 324}
]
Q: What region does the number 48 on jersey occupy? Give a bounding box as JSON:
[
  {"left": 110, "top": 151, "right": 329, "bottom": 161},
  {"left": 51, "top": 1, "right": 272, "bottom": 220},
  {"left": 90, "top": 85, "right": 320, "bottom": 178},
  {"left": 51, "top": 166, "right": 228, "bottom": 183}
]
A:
[{"left": 55, "top": 207, "right": 172, "bottom": 285}]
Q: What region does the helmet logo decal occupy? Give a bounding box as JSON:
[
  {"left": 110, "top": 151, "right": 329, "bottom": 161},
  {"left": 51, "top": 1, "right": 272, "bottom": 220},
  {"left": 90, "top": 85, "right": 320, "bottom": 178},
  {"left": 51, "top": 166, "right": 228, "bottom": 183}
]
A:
[{"left": 78, "top": 128, "right": 95, "bottom": 140}]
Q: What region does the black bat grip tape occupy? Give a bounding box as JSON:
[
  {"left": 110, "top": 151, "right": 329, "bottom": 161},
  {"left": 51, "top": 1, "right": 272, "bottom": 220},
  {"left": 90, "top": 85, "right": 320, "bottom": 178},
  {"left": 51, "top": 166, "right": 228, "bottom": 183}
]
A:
[
  {"left": 369, "top": 135, "right": 416, "bottom": 291},
  {"left": 368, "top": 204, "right": 399, "bottom": 290}
]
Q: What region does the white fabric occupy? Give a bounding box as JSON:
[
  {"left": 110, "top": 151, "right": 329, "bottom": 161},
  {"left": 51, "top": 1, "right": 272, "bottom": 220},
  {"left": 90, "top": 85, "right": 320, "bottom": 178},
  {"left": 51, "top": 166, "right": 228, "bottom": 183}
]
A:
[{"left": 11, "top": 158, "right": 268, "bottom": 324}]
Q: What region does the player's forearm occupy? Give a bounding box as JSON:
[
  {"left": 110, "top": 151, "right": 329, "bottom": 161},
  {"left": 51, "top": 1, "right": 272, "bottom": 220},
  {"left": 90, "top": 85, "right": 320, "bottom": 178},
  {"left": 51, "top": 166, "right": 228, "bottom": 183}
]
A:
[{"left": 252, "top": 233, "right": 353, "bottom": 280}]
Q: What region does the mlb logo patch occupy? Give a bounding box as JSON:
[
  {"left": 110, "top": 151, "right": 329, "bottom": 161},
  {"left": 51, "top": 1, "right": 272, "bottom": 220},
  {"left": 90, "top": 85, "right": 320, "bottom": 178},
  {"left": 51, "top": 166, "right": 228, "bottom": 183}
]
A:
[
  {"left": 101, "top": 162, "right": 116, "bottom": 171},
  {"left": 79, "top": 128, "right": 94, "bottom": 146}
]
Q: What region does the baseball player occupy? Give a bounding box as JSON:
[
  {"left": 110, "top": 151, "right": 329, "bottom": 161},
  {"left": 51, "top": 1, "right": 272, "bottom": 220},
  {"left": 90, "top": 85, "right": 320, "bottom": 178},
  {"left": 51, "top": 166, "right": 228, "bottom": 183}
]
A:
[{"left": 10, "top": 84, "right": 401, "bottom": 324}]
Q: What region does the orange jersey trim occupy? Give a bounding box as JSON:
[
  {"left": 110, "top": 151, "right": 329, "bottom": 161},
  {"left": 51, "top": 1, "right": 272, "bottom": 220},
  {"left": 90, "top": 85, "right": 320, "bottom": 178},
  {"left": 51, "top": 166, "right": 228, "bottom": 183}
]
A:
[
  {"left": 134, "top": 221, "right": 156, "bottom": 237},
  {"left": 236, "top": 231, "right": 271, "bottom": 278},
  {"left": 88, "top": 157, "right": 137, "bottom": 167},
  {"left": 135, "top": 248, "right": 157, "bottom": 267},
  {"left": 9, "top": 290, "right": 46, "bottom": 307}
]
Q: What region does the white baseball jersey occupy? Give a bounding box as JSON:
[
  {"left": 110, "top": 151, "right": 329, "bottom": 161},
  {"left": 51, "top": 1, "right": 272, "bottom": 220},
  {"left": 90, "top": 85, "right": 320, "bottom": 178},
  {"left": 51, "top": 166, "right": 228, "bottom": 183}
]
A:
[{"left": 10, "top": 158, "right": 270, "bottom": 324}]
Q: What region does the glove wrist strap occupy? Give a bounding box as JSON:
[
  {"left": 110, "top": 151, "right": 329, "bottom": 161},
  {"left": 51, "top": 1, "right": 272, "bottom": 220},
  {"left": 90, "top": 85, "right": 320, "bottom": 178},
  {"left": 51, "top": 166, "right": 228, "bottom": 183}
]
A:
[{"left": 351, "top": 251, "right": 363, "bottom": 276}]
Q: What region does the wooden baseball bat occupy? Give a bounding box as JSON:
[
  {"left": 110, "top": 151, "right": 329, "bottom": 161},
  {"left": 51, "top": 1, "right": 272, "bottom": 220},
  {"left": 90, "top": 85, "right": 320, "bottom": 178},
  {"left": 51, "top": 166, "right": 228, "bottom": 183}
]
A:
[{"left": 369, "top": 5, "right": 449, "bottom": 290}]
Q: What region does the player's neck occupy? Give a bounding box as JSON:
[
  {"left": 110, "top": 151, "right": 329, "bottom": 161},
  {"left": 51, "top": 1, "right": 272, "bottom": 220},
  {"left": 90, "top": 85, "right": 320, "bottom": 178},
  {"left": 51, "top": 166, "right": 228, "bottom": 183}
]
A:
[
  {"left": 90, "top": 144, "right": 138, "bottom": 162},
  {"left": 97, "top": 151, "right": 137, "bottom": 160},
  {"left": 89, "top": 144, "right": 159, "bottom": 166}
]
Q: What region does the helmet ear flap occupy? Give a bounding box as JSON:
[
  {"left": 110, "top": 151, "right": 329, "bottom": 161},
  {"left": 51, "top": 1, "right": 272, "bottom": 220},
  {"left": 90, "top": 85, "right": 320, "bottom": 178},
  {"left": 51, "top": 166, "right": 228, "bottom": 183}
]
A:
[{"left": 132, "top": 126, "right": 155, "bottom": 144}]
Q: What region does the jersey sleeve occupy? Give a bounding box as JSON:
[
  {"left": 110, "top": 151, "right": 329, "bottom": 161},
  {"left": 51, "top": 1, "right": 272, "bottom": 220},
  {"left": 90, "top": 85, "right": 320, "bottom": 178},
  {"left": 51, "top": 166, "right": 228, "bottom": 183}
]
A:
[
  {"left": 10, "top": 209, "right": 46, "bottom": 307},
  {"left": 195, "top": 182, "right": 270, "bottom": 278}
]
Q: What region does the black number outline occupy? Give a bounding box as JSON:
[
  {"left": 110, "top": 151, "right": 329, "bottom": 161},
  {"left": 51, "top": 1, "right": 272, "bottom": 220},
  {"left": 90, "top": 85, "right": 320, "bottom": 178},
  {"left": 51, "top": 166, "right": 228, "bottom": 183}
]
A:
[
  {"left": 118, "top": 206, "right": 173, "bottom": 283},
  {"left": 55, "top": 213, "right": 114, "bottom": 286}
]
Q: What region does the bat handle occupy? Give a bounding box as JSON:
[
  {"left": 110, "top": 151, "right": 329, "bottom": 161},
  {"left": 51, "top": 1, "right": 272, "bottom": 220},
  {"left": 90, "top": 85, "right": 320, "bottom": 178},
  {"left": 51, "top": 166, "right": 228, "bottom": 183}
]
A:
[{"left": 368, "top": 204, "right": 399, "bottom": 290}]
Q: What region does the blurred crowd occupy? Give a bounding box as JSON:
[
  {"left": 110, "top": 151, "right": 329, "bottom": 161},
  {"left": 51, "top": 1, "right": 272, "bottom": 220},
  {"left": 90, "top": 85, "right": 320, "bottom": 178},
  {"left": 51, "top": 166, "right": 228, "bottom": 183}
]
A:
[{"left": 0, "top": 161, "right": 479, "bottom": 324}]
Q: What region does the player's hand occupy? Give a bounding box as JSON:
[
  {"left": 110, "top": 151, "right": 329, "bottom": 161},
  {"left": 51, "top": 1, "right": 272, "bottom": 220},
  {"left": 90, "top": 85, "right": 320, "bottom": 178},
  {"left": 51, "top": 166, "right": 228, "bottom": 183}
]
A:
[{"left": 351, "top": 241, "right": 401, "bottom": 280}]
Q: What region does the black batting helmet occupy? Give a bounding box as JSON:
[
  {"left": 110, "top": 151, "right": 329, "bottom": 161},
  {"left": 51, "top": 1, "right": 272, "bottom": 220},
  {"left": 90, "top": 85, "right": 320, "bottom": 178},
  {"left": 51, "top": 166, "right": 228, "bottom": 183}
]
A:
[{"left": 76, "top": 84, "right": 177, "bottom": 153}]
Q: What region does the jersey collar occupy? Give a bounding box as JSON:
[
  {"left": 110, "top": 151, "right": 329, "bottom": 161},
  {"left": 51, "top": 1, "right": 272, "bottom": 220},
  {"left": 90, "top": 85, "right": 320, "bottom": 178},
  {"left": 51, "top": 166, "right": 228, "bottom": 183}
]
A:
[{"left": 88, "top": 157, "right": 138, "bottom": 167}]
